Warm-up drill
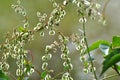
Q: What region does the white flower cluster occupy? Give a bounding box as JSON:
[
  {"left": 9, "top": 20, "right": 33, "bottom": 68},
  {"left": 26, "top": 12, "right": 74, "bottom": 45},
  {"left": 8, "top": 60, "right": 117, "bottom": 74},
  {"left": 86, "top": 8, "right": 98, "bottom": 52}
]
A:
[
  {"left": 41, "top": 42, "right": 58, "bottom": 79},
  {"left": 58, "top": 33, "right": 73, "bottom": 80}
]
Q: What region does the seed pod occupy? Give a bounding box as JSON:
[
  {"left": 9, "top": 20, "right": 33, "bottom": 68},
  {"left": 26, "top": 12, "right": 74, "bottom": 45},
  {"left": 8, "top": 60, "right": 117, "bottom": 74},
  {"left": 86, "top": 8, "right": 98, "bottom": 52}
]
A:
[
  {"left": 47, "top": 53, "right": 52, "bottom": 60},
  {"left": 61, "top": 54, "right": 67, "bottom": 60},
  {"left": 45, "top": 45, "right": 52, "bottom": 52},
  {"left": 62, "top": 72, "right": 69, "bottom": 80},
  {"left": 42, "top": 62, "right": 48, "bottom": 70},
  {"left": 45, "top": 74, "right": 51, "bottom": 80},
  {"left": 40, "top": 31, "right": 45, "bottom": 37},
  {"left": 63, "top": 61, "right": 68, "bottom": 67},
  {"left": 58, "top": 35, "right": 63, "bottom": 42},
  {"left": 53, "top": 2, "right": 58, "bottom": 8},
  {"left": 49, "top": 30, "right": 55, "bottom": 35},
  {"left": 83, "top": 68, "right": 89, "bottom": 74},
  {"left": 16, "top": 69, "right": 23, "bottom": 76},
  {"left": 76, "top": 45, "right": 81, "bottom": 50},
  {"left": 42, "top": 56, "right": 47, "bottom": 61},
  {"left": 37, "top": 11, "right": 41, "bottom": 17},
  {"left": 27, "top": 68, "right": 34, "bottom": 75},
  {"left": 24, "top": 22, "right": 29, "bottom": 28},
  {"left": 68, "top": 63, "right": 73, "bottom": 71},
  {"left": 2, "top": 62, "right": 9, "bottom": 71}
]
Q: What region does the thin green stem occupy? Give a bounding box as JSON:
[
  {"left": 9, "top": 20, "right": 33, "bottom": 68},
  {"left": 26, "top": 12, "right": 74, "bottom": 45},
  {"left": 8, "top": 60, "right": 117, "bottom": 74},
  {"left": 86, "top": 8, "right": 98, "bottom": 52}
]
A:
[
  {"left": 82, "top": 17, "right": 98, "bottom": 80},
  {"left": 113, "top": 65, "right": 120, "bottom": 76},
  {"left": 34, "top": 67, "right": 41, "bottom": 76},
  {"left": 102, "top": 74, "right": 119, "bottom": 80},
  {"left": 52, "top": 72, "right": 64, "bottom": 80},
  {"left": 102, "top": 0, "right": 111, "bottom": 18}
]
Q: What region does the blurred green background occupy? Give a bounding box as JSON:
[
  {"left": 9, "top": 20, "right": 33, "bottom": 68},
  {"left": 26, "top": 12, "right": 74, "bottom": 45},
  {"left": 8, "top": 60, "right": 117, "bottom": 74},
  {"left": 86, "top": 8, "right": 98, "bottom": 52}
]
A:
[{"left": 0, "top": 0, "right": 120, "bottom": 80}]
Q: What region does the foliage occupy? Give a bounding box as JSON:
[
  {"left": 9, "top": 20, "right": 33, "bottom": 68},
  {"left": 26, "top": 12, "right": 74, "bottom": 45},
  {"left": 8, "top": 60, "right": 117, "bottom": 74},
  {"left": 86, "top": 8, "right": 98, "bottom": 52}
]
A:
[
  {"left": 86, "top": 36, "right": 120, "bottom": 76},
  {"left": 0, "top": 0, "right": 119, "bottom": 80},
  {"left": 0, "top": 70, "right": 8, "bottom": 80}
]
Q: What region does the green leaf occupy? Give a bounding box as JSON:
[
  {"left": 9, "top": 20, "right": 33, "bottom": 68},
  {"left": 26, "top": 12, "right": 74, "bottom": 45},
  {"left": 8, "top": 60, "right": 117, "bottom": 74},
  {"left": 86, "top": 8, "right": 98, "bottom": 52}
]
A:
[
  {"left": 116, "top": 65, "right": 120, "bottom": 71},
  {"left": 100, "top": 48, "right": 120, "bottom": 76},
  {"left": 19, "top": 27, "right": 27, "bottom": 32},
  {"left": 84, "top": 40, "right": 110, "bottom": 54},
  {"left": 112, "top": 36, "right": 120, "bottom": 49},
  {"left": 0, "top": 70, "right": 9, "bottom": 80},
  {"left": 41, "top": 71, "right": 47, "bottom": 78},
  {"left": 99, "top": 44, "right": 109, "bottom": 55},
  {"left": 64, "top": 66, "right": 69, "bottom": 70}
]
